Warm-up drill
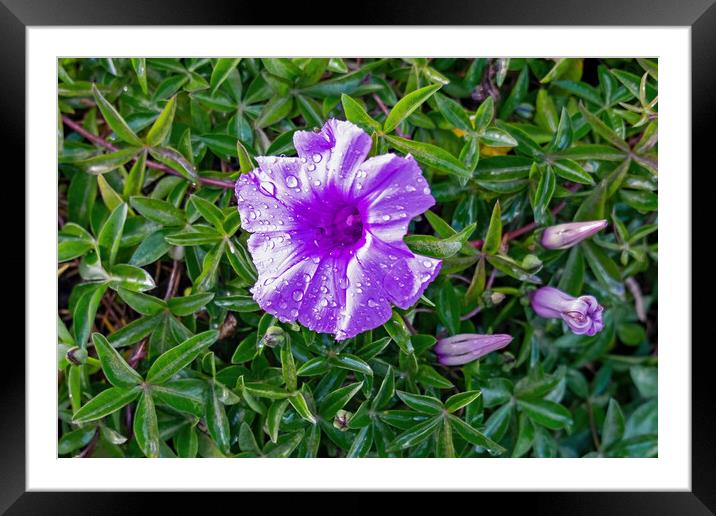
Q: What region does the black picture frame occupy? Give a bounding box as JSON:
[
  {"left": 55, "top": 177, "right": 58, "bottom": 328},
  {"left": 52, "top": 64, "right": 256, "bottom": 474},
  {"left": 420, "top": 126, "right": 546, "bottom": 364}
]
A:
[{"left": 3, "top": 0, "right": 712, "bottom": 513}]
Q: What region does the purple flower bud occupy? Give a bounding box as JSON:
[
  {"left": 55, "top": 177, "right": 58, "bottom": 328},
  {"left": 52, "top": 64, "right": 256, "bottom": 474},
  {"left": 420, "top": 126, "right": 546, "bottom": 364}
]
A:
[
  {"left": 540, "top": 220, "right": 608, "bottom": 250},
  {"left": 434, "top": 333, "right": 513, "bottom": 366},
  {"left": 530, "top": 286, "right": 604, "bottom": 336}
]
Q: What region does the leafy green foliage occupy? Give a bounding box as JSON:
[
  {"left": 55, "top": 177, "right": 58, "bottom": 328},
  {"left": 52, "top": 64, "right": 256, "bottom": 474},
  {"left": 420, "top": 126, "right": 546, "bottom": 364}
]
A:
[{"left": 58, "top": 57, "right": 657, "bottom": 458}]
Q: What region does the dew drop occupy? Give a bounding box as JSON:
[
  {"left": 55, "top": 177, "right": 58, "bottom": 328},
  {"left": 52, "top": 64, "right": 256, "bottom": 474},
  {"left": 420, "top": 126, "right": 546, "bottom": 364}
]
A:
[
  {"left": 292, "top": 290, "right": 304, "bottom": 301},
  {"left": 312, "top": 153, "right": 322, "bottom": 163},
  {"left": 320, "top": 299, "right": 328, "bottom": 307},
  {"left": 259, "top": 181, "right": 277, "bottom": 197},
  {"left": 367, "top": 299, "right": 378, "bottom": 308},
  {"left": 285, "top": 175, "right": 298, "bottom": 188},
  {"left": 382, "top": 215, "right": 391, "bottom": 221},
  {"left": 423, "top": 260, "right": 433, "bottom": 268},
  {"left": 405, "top": 185, "right": 416, "bottom": 192},
  {"left": 338, "top": 277, "right": 349, "bottom": 289}
]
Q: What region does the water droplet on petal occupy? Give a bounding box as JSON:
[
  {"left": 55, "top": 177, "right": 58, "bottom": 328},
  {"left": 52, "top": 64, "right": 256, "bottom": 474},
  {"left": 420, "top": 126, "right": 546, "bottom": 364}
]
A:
[
  {"left": 312, "top": 153, "right": 322, "bottom": 163},
  {"left": 367, "top": 299, "right": 378, "bottom": 308},
  {"left": 405, "top": 185, "right": 416, "bottom": 192},
  {"left": 292, "top": 290, "right": 304, "bottom": 301},
  {"left": 285, "top": 175, "right": 298, "bottom": 188},
  {"left": 338, "top": 277, "right": 349, "bottom": 289},
  {"left": 382, "top": 215, "right": 391, "bottom": 221},
  {"left": 259, "top": 181, "right": 277, "bottom": 197},
  {"left": 423, "top": 260, "right": 433, "bottom": 268}
]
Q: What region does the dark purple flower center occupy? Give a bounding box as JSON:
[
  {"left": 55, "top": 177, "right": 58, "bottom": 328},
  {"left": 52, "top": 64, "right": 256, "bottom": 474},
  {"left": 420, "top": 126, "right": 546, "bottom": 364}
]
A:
[{"left": 317, "top": 204, "right": 364, "bottom": 249}]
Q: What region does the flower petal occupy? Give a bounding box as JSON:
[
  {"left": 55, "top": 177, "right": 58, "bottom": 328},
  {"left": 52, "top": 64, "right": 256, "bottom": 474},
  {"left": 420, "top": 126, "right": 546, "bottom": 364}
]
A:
[
  {"left": 352, "top": 232, "right": 441, "bottom": 310},
  {"left": 530, "top": 286, "right": 574, "bottom": 318},
  {"left": 293, "top": 119, "right": 372, "bottom": 196},
  {"left": 355, "top": 154, "right": 436, "bottom": 243},
  {"left": 235, "top": 168, "right": 304, "bottom": 233}
]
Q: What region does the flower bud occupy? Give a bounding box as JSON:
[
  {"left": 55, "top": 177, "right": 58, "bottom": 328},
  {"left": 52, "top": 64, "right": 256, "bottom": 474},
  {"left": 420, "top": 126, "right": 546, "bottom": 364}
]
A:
[
  {"left": 333, "top": 409, "right": 352, "bottom": 431},
  {"left": 434, "top": 333, "right": 513, "bottom": 366},
  {"left": 66, "top": 346, "right": 88, "bottom": 365},
  {"left": 540, "top": 220, "right": 608, "bottom": 250},
  {"left": 490, "top": 292, "right": 506, "bottom": 305},
  {"left": 530, "top": 286, "right": 604, "bottom": 336},
  {"left": 261, "top": 326, "right": 286, "bottom": 348}
]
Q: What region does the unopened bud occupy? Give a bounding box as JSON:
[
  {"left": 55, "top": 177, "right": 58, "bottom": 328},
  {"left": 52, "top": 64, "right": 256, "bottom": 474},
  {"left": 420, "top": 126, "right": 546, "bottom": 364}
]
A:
[
  {"left": 66, "top": 346, "right": 88, "bottom": 365},
  {"left": 261, "top": 326, "right": 286, "bottom": 348},
  {"left": 333, "top": 409, "right": 352, "bottom": 431},
  {"left": 540, "top": 220, "right": 608, "bottom": 250},
  {"left": 168, "top": 245, "right": 185, "bottom": 261},
  {"left": 490, "top": 292, "right": 506, "bottom": 305}
]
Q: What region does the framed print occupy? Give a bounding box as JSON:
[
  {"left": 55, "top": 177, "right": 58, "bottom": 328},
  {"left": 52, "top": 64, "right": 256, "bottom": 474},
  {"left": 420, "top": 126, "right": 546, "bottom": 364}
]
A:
[{"left": 3, "top": 0, "right": 713, "bottom": 512}]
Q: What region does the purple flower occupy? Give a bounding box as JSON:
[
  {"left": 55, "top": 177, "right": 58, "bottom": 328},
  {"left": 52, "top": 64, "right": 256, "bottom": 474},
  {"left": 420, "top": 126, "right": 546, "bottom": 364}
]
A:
[
  {"left": 234, "top": 119, "right": 442, "bottom": 341},
  {"left": 530, "top": 286, "right": 604, "bottom": 336},
  {"left": 434, "top": 334, "right": 513, "bottom": 366},
  {"left": 540, "top": 219, "right": 608, "bottom": 250}
]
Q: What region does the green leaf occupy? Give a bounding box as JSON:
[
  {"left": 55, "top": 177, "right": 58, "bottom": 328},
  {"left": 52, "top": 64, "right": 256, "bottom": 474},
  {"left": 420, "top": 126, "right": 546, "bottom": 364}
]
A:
[
  {"left": 404, "top": 222, "right": 476, "bottom": 259},
  {"left": 434, "top": 92, "right": 471, "bottom": 132},
  {"left": 582, "top": 240, "right": 624, "bottom": 297},
  {"left": 97, "top": 203, "right": 127, "bottom": 267},
  {"left": 148, "top": 147, "right": 198, "bottom": 183},
  {"left": 388, "top": 416, "right": 441, "bottom": 452},
  {"left": 92, "top": 84, "right": 143, "bottom": 146},
  {"left": 517, "top": 399, "right": 573, "bottom": 430},
  {"left": 318, "top": 381, "right": 363, "bottom": 419},
  {"left": 435, "top": 418, "right": 455, "bottom": 458},
  {"left": 341, "top": 94, "right": 381, "bottom": 132},
  {"left": 445, "top": 390, "right": 481, "bottom": 413},
  {"left": 255, "top": 96, "right": 293, "bottom": 128},
  {"left": 512, "top": 413, "right": 536, "bottom": 457},
  {"left": 548, "top": 107, "right": 574, "bottom": 152},
  {"left": 480, "top": 128, "right": 518, "bottom": 148},
  {"left": 130, "top": 196, "right": 186, "bottom": 226},
  {"left": 190, "top": 195, "right": 225, "bottom": 229},
  {"left": 602, "top": 398, "right": 625, "bottom": 450},
  {"left": 210, "top": 58, "right": 241, "bottom": 94},
  {"left": 384, "top": 83, "right": 441, "bottom": 133},
  {"left": 175, "top": 425, "right": 199, "bottom": 458},
  {"left": 73, "top": 385, "right": 141, "bottom": 423},
  {"left": 79, "top": 148, "right": 140, "bottom": 175},
  {"left": 552, "top": 159, "right": 594, "bottom": 185},
  {"left": 152, "top": 379, "right": 205, "bottom": 416},
  {"left": 146, "top": 330, "right": 219, "bottom": 384},
  {"left": 371, "top": 366, "right": 396, "bottom": 411},
  {"left": 385, "top": 135, "right": 471, "bottom": 182},
  {"left": 474, "top": 96, "right": 494, "bottom": 132},
  {"left": 577, "top": 103, "right": 629, "bottom": 151},
  {"left": 281, "top": 341, "right": 298, "bottom": 392},
  {"left": 483, "top": 201, "right": 502, "bottom": 255},
  {"left": 91, "top": 333, "right": 143, "bottom": 388},
  {"left": 130, "top": 58, "right": 148, "bottom": 94},
  {"left": 108, "top": 264, "right": 156, "bottom": 292},
  {"left": 498, "top": 66, "right": 529, "bottom": 119},
  {"left": 167, "top": 292, "right": 215, "bottom": 316},
  {"left": 73, "top": 283, "right": 108, "bottom": 348},
  {"left": 449, "top": 414, "right": 506, "bottom": 455},
  {"left": 133, "top": 390, "right": 160, "bottom": 458},
  {"left": 205, "top": 381, "right": 231, "bottom": 454},
  {"left": 145, "top": 96, "right": 177, "bottom": 147},
  {"left": 332, "top": 354, "right": 373, "bottom": 377},
  {"left": 395, "top": 391, "right": 443, "bottom": 415},
  {"left": 58, "top": 223, "right": 95, "bottom": 262},
  {"left": 383, "top": 310, "right": 413, "bottom": 354},
  {"left": 288, "top": 392, "right": 316, "bottom": 424},
  {"left": 97, "top": 174, "right": 124, "bottom": 212}
]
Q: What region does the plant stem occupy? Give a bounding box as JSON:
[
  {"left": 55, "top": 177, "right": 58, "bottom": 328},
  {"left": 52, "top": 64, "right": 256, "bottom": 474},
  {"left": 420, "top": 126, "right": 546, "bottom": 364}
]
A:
[{"left": 62, "top": 116, "right": 236, "bottom": 189}]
